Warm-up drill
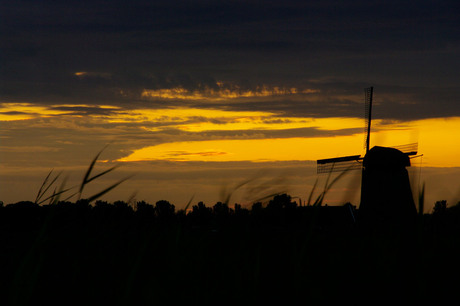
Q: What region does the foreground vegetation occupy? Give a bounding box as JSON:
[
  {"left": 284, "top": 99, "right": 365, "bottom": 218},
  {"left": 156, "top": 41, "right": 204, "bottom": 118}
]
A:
[
  {"left": 1, "top": 195, "right": 460, "bottom": 305},
  {"left": 2, "top": 146, "right": 459, "bottom": 305}
]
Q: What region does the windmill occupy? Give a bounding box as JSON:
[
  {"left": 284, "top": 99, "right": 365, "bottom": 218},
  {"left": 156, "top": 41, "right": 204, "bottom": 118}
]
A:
[
  {"left": 317, "top": 87, "right": 418, "bottom": 174},
  {"left": 316, "top": 87, "right": 421, "bottom": 230}
]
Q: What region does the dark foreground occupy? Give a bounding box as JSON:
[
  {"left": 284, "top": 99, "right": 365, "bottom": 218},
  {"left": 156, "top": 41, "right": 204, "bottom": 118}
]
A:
[{"left": 1, "top": 197, "right": 460, "bottom": 306}]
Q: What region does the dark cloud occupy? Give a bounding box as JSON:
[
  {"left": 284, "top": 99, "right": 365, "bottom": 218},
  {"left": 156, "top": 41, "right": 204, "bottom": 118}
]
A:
[
  {"left": 0, "top": 111, "right": 30, "bottom": 116},
  {"left": 165, "top": 151, "right": 228, "bottom": 158},
  {"left": 1, "top": 0, "right": 459, "bottom": 119},
  {"left": 189, "top": 82, "right": 460, "bottom": 121},
  {"left": 48, "top": 105, "right": 120, "bottom": 116},
  {"left": 194, "top": 126, "right": 363, "bottom": 140}
]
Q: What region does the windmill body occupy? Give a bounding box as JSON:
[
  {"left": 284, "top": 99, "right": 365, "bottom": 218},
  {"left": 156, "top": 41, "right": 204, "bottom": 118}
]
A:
[
  {"left": 359, "top": 146, "right": 417, "bottom": 230},
  {"left": 316, "top": 87, "right": 418, "bottom": 230}
]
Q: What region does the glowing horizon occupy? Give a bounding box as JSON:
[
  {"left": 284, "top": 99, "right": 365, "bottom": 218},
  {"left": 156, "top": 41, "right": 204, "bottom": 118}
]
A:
[
  {"left": 1, "top": 102, "right": 459, "bottom": 208},
  {"left": 1, "top": 102, "right": 460, "bottom": 168},
  {"left": 107, "top": 108, "right": 460, "bottom": 168}
]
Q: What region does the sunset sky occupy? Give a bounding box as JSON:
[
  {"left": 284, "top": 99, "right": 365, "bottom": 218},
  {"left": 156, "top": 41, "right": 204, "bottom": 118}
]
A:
[{"left": 1, "top": 0, "right": 459, "bottom": 211}]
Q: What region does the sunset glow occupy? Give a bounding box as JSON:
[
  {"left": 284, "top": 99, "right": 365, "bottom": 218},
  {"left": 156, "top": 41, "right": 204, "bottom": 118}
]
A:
[
  {"left": 108, "top": 108, "right": 460, "bottom": 167},
  {"left": 2, "top": 102, "right": 459, "bottom": 167},
  {"left": 118, "top": 136, "right": 364, "bottom": 162},
  {"left": 1, "top": 0, "right": 459, "bottom": 208}
]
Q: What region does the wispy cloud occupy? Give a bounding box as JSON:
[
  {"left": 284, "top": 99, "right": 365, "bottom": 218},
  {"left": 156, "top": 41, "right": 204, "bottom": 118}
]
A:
[
  {"left": 165, "top": 150, "right": 228, "bottom": 158},
  {"left": 74, "top": 71, "right": 112, "bottom": 79},
  {"left": 141, "top": 82, "right": 319, "bottom": 101},
  {"left": 47, "top": 105, "right": 121, "bottom": 116}
]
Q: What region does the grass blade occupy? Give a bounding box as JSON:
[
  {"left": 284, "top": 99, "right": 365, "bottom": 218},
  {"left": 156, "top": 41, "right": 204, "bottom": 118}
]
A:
[
  {"left": 38, "top": 187, "right": 73, "bottom": 205},
  {"left": 35, "top": 171, "right": 62, "bottom": 204},
  {"left": 48, "top": 187, "right": 57, "bottom": 204},
  {"left": 322, "top": 166, "right": 351, "bottom": 195},
  {"left": 253, "top": 191, "right": 287, "bottom": 204},
  {"left": 85, "top": 175, "right": 133, "bottom": 203},
  {"left": 63, "top": 191, "right": 79, "bottom": 202},
  {"left": 184, "top": 194, "right": 195, "bottom": 212},
  {"left": 85, "top": 165, "right": 120, "bottom": 185},
  {"left": 50, "top": 175, "right": 69, "bottom": 204},
  {"left": 307, "top": 178, "right": 318, "bottom": 206},
  {"left": 35, "top": 170, "right": 53, "bottom": 204},
  {"left": 78, "top": 145, "right": 109, "bottom": 199},
  {"left": 313, "top": 164, "right": 352, "bottom": 206}
]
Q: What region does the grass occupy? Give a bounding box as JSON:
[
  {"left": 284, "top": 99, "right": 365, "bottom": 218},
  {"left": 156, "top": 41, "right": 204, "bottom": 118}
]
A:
[
  {"left": 4, "top": 148, "right": 460, "bottom": 305},
  {"left": 307, "top": 162, "right": 354, "bottom": 206},
  {"left": 35, "top": 145, "right": 133, "bottom": 205},
  {"left": 2, "top": 196, "right": 459, "bottom": 305}
]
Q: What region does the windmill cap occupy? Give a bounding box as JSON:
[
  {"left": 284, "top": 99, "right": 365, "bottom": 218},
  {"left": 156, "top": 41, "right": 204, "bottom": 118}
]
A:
[{"left": 363, "top": 146, "right": 411, "bottom": 169}]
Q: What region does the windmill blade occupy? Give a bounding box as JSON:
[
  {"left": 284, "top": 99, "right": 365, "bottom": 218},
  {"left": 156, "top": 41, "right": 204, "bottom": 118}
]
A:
[
  {"left": 317, "top": 155, "right": 363, "bottom": 174},
  {"left": 392, "top": 142, "right": 418, "bottom": 155},
  {"left": 364, "top": 87, "right": 374, "bottom": 154}
]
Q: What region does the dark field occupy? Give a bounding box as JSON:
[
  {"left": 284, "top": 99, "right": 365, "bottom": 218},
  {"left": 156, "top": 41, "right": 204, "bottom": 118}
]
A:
[{"left": 1, "top": 196, "right": 460, "bottom": 306}]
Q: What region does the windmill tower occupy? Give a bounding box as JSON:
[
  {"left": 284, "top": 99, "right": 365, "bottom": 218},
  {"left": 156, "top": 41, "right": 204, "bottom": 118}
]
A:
[{"left": 316, "top": 87, "right": 420, "bottom": 231}]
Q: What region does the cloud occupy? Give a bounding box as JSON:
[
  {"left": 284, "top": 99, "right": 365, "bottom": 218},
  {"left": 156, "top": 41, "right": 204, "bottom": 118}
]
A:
[
  {"left": 0, "top": 146, "right": 60, "bottom": 153},
  {"left": 0, "top": 111, "right": 29, "bottom": 115},
  {"left": 141, "top": 82, "right": 318, "bottom": 101},
  {"left": 47, "top": 105, "right": 121, "bottom": 116},
  {"left": 164, "top": 150, "right": 228, "bottom": 158},
  {"left": 74, "top": 71, "right": 112, "bottom": 79},
  {"left": 1, "top": 0, "right": 458, "bottom": 122}
]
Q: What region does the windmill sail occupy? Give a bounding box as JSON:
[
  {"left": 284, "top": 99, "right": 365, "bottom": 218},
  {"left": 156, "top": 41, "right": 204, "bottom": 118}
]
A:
[
  {"left": 317, "top": 155, "right": 362, "bottom": 174},
  {"left": 315, "top": 87, "right": 419, "bottom": 174},
  {"left": 392, "top": 143, "right": 418, "bottom": 156},
  {"left": 364, "top": 86, "right": 373, "bottom": 154},
  {"left": 316, "top": 87, "right": 373, "bottom": 174}
]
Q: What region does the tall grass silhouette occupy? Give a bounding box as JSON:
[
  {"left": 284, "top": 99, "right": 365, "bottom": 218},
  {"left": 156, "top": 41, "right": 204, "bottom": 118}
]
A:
[
  {"left": 308, "top": 162, "right": 353, "bottom": 206},
  {"left": 35, "top": 145, "right": 132, "bottom": 204}
]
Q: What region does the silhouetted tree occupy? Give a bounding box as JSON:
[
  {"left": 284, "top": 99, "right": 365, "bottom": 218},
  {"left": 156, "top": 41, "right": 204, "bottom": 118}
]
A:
[
  {"left": 136, "top": 200, "right": 155, "bottom": 221},
  {"left": 266, "top": 194, "right": 297, "bottom": 211},
  {"left": 113, "top": 200, "right": 133, "bottom": 213},
  {"left": 75, "top": 198, "right": 91, "bottom": 208},
  {"left": 155, "top": 200, "right": 175, "bottom": 219},
  {"left": 95, "top": 200, "right": 110, "bottom": 206},
  {"left": 433, "top": 200, "right": 447, "bottom": 215},
  {"left": 190, "top": 201, "right": 212, "bottom": 227},
  {"left": 93, "top": 200, "right": 114, "bottom": 221},
  {"left": 213, "top": 201, "right": 230, "bottom": 216},
  {"left": 251, "top": 202, "right": 263, "bottom": 213},
  {"left": 234, "top": 203, "right": 248, "bottom": 216},
  {"left": 192, "top": 202, "right": 211, "bottom": 215}
]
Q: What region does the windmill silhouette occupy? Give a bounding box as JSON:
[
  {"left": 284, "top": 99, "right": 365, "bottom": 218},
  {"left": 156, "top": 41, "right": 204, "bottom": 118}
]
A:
[
  {"left": 317, "top": 87, "right": 418, "bottom": 173},
  {"left": 316, "top": 87, "right": 420, "bottom": 230}
]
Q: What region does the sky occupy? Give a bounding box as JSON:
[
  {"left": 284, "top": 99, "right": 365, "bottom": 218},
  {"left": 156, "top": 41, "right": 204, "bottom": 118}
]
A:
[{"left": 1, "top": 0, "right": 459, "bottom": 211}]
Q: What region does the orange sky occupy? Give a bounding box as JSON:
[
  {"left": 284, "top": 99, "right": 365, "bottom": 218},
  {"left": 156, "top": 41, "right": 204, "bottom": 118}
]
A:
[
  {"left": 111, "top": 109, "right": 458, "bottom": 168},
  {"left": 0, "top": 101, "right": 459, "bottom": 210},
  {"left": 2, "top": 0, "right": 459, "bottom": 210},
  {"left": 2, "top": 102, "right": 459, "bottom": 167}
]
